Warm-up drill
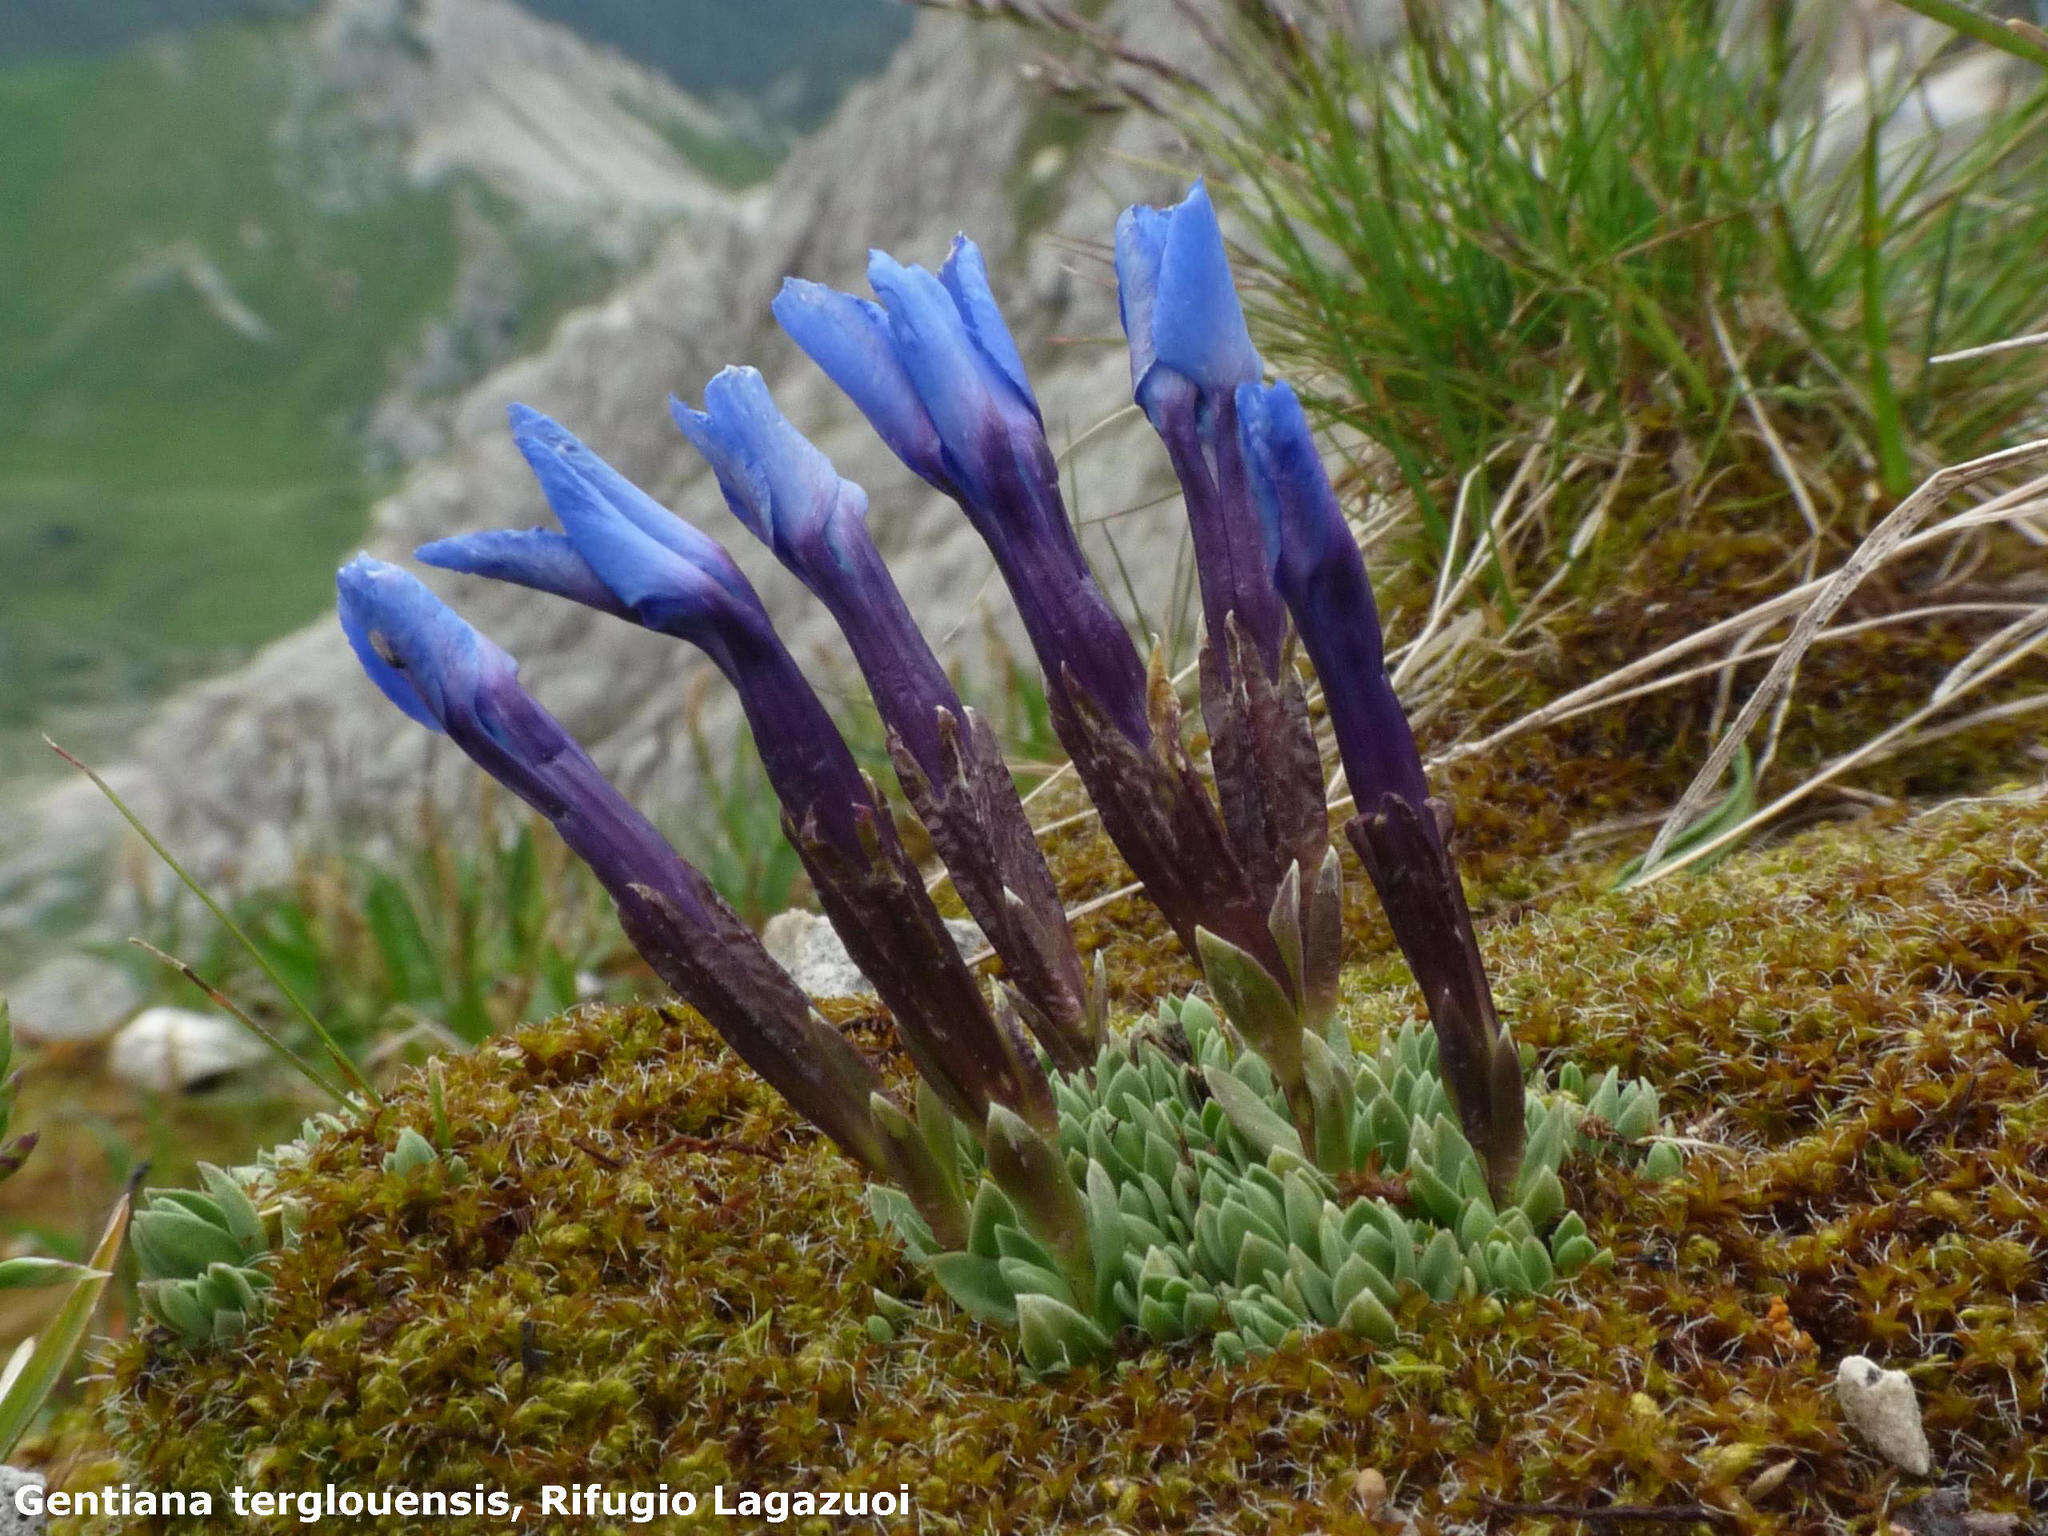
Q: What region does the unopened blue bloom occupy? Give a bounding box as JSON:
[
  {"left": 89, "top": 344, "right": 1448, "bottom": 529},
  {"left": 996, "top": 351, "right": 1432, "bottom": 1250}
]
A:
[
  {"left": 1117, "top": 181, "right": 1262, "bottom": 407},
  {"left": 675, "top": 367, "right": 1094, "bottom": 1061},
  {"left": 1117, "top": 182, "right": 1286, "bottom": 675},
  {"left": 336, "top": 554, "right": 899, "bottom": 1172},
  {"left": 1236, "top": 379, "right": 1430, "bottom": 816},
  {"left": 672, "top": 366, "right": 964, "bottom": 785},
  {"left": 338, "top": 554, "right": 697, "bottom": 915},
  {"left": 422, "top": 410, "right": 1057, "bottom": 1126},
  {"left": 671, "top": 366, "right": 860, "bottom": 568},
  {"left": 775, "top": 238, "right": 1151, "bottom": 747},
  {"left": 421, "top": 406, "right": 870, "bottom": 854}
]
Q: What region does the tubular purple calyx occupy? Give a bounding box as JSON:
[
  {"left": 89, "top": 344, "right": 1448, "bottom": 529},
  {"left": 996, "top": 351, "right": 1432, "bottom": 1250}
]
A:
[
  {"left": 673, "top": 367, "right": 1094, "bottom": 1062},
  {"left": 335, "top": 555, "right": 897, "bottom": 1176}
]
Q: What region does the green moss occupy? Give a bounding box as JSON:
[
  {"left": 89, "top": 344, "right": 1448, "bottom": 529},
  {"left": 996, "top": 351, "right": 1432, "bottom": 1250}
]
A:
[{"left": 44, "top": 787, "right": 2048, "bottom": 1531}]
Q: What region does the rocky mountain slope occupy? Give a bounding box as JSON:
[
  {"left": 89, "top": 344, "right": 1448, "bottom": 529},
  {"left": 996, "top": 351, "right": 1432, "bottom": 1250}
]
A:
[
  {"left": 0, "top": 0, "right": 1204, "bottom": 948},
  {"left": 0, "top": 0, "right": 791, "bottom": 817},
  {"left": 317, "top": 0, "right": 753, "bottom": 243}
]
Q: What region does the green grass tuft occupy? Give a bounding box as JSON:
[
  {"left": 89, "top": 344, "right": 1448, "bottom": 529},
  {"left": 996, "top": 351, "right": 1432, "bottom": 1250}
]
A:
[{"left": 1188, "top": 0, "right": 2048, "bottom": 590}]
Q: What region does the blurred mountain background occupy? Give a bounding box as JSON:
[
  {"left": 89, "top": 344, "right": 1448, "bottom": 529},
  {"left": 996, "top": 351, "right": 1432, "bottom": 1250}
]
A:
[{"left": 0, "top": 0, "right": 910, "bottom": 786}]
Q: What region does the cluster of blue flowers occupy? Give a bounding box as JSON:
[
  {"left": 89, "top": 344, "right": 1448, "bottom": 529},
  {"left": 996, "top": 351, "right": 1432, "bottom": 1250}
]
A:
[{"left": 338, "top": 183, "right": 1524, "bottom": 1256}]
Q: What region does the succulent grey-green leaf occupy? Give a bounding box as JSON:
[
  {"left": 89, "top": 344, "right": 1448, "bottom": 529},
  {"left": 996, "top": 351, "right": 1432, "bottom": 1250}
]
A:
[
  {"left": 1643, "top": 1140, "right": 1684, "bottom": 1182},
  {"left": 1518, "top": 1165, "right": 1567, "bottom": 1230},
  {"left": 133, "top": 1207, "right": 247, "bottom": 1275},
  {"left": 1016, "top": 1293, "right": 1111, "bottom": 1373},
  {"left": 385, "top": 1127, "right": 439, "bottom": 1176},
  {"left": 1203, "top": 1065, "right": 1304, "bottom": 1161},
  {"left": 867, "top": 983, "right": 1674, "bottom": 1373},
  {"left": 1416, "top": 1227, "right": 1462, "bottom": 1301},
  {"left": 1337, "top": 1287, "right": 1398, "bottom": 1344},
  {"left": 195, "top": 1164, "right": 264, "bottom": 1254},
  {"left": 1234, "top": 1231, "right": 1291, "bottom": 1290},
  {"left": 928, "top": 1252, "right": 1017, "bottom": 1324}
]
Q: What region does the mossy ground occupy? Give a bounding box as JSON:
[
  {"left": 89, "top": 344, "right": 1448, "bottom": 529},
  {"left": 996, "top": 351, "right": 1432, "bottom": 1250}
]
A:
[{"left": 34, "top": 785, "right": 2048, "bottom": 1533}]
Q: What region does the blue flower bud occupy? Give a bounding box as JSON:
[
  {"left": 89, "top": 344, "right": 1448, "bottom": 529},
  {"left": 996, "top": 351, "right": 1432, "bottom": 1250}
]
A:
[
  {"left": 1117, "top": 182, "right": 1286, "bottom": 674},
  {"left": 778, "top": 237, "right": 1151, "bottom": 747},
  {"left": 337, "top": 555, "right": 698, "bottom": 910},
  {"left": 335, "top": 554, "right": 900, "bottom": 1174},
  {"left": 1116, "top": 181, "right": 1262, "bottom": 408},
  {"left": 426, "top": 408, "right": 870, "bottom": 854},
  {"left": 669, "top": 365, "right": 867, "bottom": 585},
  {"left": 672, "top": 367, "right": 960, "bottom": 784},
  {"left": 674, "top": 368, "right": 1093, "bottom": 1061}
]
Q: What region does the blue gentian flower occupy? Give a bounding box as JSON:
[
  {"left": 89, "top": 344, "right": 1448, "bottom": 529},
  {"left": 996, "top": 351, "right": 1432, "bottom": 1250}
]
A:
[
  {"left": 335, "top": 554, "right": 897, "bottom": 1174},
  {"left": 423, "top": 411, "right": 1055, "bottom": 1131},
  {"left": 1236, "top": 383, "right": 1523, "bottom": 1198},
  {"left": 421, "top": 406, "right": 870, "bottom": 856},
  {"left": 1116, "top": 181, "right": 1288, "bottom": 676},
  {"left": 1237, "top": 379, "right": 1431, "bottom": 819},
  {"left": 782, "top": 233, "right": 1300, "bottom": 981},
  {"left": 670, "top": 366, "right": 960, "bottom": 784},
  {"left": 775, "top": 238, "right": 1151, "bottom": 748},
  {"left": 673, "top": 366, "right": 1094, "bottom": 1061}
]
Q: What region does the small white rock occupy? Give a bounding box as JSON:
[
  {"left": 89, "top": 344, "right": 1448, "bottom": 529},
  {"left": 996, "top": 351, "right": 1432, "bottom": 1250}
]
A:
[
  {"left": 107, "top": 1006, "right": 274, "bottom": 1093},
  {"left": 4, "top": 954, "right": 143, "bottom": 1043},
  {"left": 1834, "top": 1354, "right": 1933, "bottom": 1476},
  {"left": 761, "top": 910, "right": 824, "bottom": 976},
  {"left": 0, "top": 1465, "right": 47, "bottom": 1535},
  {"left": 760, "top": 909, "right": 986, "bottom": 1002}
]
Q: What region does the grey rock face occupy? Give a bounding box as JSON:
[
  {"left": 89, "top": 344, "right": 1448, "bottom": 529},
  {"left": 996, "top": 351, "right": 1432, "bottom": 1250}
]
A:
[
  {"left": 0, "top": 0, "right": 1204, "bottom": 953},
  {"left": 4, "top": 955, "right": 143, "bottom": 1044}
]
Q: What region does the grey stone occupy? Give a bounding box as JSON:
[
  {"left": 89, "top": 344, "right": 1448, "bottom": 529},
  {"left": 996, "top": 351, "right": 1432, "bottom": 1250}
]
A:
[
  {"left": 4, "top": 955, "right": 143, "bottom": 1044},
  {"left": 0, "top": 1466, "right": 47, "bottom": 1536},
  {"left": 107, "top": 1006, "right": 275, "bottom": 1093},
  {"left": 762, "top": 910, "right": 985, "bottom": 1003}
]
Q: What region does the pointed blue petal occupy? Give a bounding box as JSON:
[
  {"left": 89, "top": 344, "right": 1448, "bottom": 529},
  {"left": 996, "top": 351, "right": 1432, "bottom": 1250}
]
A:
[
  {"left": 552, "top": 483, "right": 735, "bottom": 630},
  {"left": 669, "top": 392, "right": 773, "bottom": 547},
  {"left": 416, "top": 528, "right": 634, "bottom": 620},
  {"left": 671, "top": 366, "right": 860, "bottom": 565},
  {"left": 938, "top": 234, "right": 1037, "bottom": 412},
  {"left": 509, "top": 414, "right": 754, "bottom": 613},
  {"left": 868, "top": 252, "right": 1036, "bottom": 497},
  {"left": 773, "top": 277, "right": 950, "bottom": 490},
  {"left": 1149, "top": 182, "right": 1260, "bottom": 399},
  {"left": 508, "top": 405, "right": 732, "bottom": 573},
  {"left": 1113, "top": 201, "right": 1171, "bottom": 393}
]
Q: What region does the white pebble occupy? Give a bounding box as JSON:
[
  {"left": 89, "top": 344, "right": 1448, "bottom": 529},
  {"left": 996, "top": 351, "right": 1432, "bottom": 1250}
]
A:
[
  {"left": 107, "top": 1006, "right": 273, "bottom": 1093},
  {"left": 1834, "top": 1354, "right": 1933, "bottom": 1476}
]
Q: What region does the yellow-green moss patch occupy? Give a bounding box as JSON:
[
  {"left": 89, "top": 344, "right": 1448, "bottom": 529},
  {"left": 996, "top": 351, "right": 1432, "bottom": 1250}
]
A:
[{"left": 53, "top": 789, "right": 2048, "bottom": 1532}]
